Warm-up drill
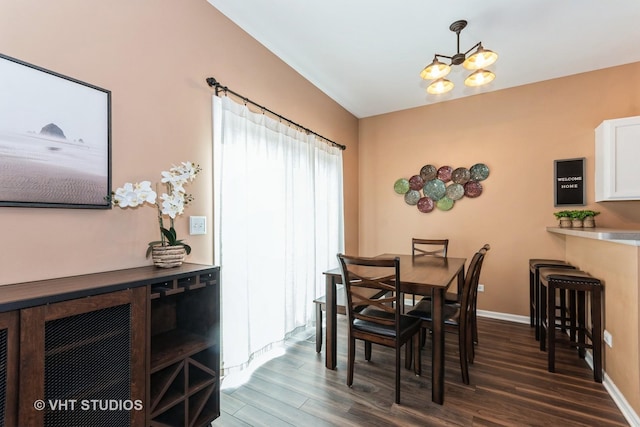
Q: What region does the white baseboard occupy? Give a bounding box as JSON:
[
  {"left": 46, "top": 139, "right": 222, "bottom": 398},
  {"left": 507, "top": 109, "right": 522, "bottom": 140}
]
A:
[
  {"left": 477, "top": 309, "right": 529, "bottom": 324},
  {"left": 583, "top": 352, "right": 640, "bottom": 427},
  {"left": 476, "top": 309, "right": 638, "bottom": 426}
]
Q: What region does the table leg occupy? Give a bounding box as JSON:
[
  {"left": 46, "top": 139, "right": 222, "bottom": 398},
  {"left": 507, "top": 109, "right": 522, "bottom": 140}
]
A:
[
  {"left": 315, "top": 301, "right": 323, "bottom": 353},
  {"left": 325, "top": 274, "right": 338, "bottom": 370},
  {"left": 432, "top": 287, "right": 445, "bottom": 404}
]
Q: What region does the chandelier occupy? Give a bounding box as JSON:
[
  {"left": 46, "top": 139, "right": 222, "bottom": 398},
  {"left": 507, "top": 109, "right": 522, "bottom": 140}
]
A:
[{"left": 420, "top": 20, "right": 498, "bottom": 95}]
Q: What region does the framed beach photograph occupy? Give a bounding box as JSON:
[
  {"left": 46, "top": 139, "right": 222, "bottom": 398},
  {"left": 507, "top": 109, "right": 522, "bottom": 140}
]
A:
[{"left": 0, "top": 53, "right": 111, "bottom": 208}]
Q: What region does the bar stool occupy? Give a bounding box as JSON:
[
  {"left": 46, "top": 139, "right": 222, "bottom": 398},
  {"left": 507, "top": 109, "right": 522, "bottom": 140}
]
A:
[
  {"left": 539, "top": 268, "right": 603, "bottom": 383},
  {"left": 529, "top": 259, "right": 575, "bottom": 340}
]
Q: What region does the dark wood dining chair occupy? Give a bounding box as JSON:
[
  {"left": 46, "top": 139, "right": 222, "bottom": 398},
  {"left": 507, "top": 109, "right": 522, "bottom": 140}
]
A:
[
  {"left": 314, "top": 284, "right": 389, "bottom": 353},
  {"left": 408, "top": 238, "right": 450, "bottom": 307},
  {"left": 412, "top": 238, "right": 449, "bottom": 258},
  {"left": 337, "top": 253, "right": 422, "bottom": 404},
  {"left": 406, "top": 244, "right": 490, "bottom": 385}
]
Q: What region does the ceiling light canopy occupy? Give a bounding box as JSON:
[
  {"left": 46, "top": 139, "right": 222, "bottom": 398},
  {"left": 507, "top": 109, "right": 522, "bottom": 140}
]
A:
[{"left": 420, "top": 20, "right": 498, "bottom": 95}]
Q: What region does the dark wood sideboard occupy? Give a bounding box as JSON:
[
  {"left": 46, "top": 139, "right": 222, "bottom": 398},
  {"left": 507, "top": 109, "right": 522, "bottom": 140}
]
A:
[{"left": 0, "top": 263, "right": 220, "bottom": 427}]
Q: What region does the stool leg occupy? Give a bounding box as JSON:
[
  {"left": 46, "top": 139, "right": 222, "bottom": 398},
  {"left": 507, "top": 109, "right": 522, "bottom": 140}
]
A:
[
  {"left": 592, "top": 288, "right": 603, "bottom": 383},
  {"left": 315, "top": 303, "right": 323, "bottom": 353},
  {"left": 529, "top": 270, "right": 535, "bottom": 328},
  {"left": 547, "top": 282, "right": 556, "bottom": 373},
  {"left": 540, "top": 281, "right": 547, "bottom": 352},
  {"left": 534, "top": 269, "right": 541, "bottom": 341},
  {"left": 577, "top": 291, "right": 586, "bottom": 359},
  {"left": 559, "top": 288, "right": 567, "bottom": 333},
  {"left": 569, "top": 289, "right": 577, "bottom": 345}
]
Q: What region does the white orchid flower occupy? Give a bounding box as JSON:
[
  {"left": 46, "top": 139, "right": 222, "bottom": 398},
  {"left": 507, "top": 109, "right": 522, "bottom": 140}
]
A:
[
  {"left": 135, "top": 181, "right": 157, "bottom": 204},
  {"left": 113, "top": 183, "right": 139, "bottom": 207}
]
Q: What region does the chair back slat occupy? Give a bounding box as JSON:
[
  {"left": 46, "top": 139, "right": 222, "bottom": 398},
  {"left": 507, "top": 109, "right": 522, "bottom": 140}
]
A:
[
  {"left": 412, "top": 238, "right": 449, "bottom": 258},
  {"left": 337, "top": 254, "right": 401, "bottom": 331}
]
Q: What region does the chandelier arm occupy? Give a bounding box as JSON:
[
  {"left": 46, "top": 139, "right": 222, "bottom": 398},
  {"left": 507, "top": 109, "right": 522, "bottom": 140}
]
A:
[
  {"left": 464, "top": 42, "right": 482, "bottom": 57},
  {"left": 434, "top": 53, "right": 454, "bottom": 61}
]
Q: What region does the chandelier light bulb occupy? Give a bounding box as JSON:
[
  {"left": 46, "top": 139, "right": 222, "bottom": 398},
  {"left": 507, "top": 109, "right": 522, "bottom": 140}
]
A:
[
  {"left": 464, "top": 69, "right": 495, "bottom": 87},
  {"left": 427, "top": 78, "right": 454, "bottom": 95},
  {"left": 420, "top": 58, "right": 451, "bottom": 80},
  {"left": 463, "top": 45, "right": 498, "bottom": 70}
]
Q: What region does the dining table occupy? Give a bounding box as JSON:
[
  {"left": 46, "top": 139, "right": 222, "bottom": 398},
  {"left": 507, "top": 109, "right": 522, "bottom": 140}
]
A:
[{"left": 323, "top": 253, "right": 466, "bottom": 405}]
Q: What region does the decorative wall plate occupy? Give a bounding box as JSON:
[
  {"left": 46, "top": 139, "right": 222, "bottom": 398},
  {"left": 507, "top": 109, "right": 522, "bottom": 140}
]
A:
[
  {"left": 423, "top": 179, "right": 446, "bottom": 201},
  {"left": 404, "top": 189, "right": 421, "bottom": 205},
  {"left": 445, "top": 183, "right": 465, "bottom": 200},
  {"left": 470, "top": 163, "right": 490, "bottom": 181},
  {"left": 437, "top": 165, "right": 453, "bottom": 182},
  {"left": 417, "top": 197, "right": 434, "bottom": 213},
  {"left": 394, "top": 178, "right": 410, "bottom": 194},
  {"left": 409, "top": 175, "right": 425, "bottom": 191},
  {"left": 419, "top": 164, "right": 437, "bottom": 181},
  {"left": 452, "top": 167, "right": 470, "bottom": 184},
  {"left": 464, "top": 181, "right": 483, "bottom": 198},
  {"left": 436, "top": 197, "right": 454, "bottom": 211}
]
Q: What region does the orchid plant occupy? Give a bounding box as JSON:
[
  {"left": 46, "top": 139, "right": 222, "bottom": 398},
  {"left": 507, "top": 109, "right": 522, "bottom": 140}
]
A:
[{"left": 111, "top": 161, "right": 201, "bottom": 257}]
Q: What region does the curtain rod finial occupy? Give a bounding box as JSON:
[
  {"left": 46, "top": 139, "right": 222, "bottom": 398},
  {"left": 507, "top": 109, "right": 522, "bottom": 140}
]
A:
[{"left": 206, "top": 77, "right": 218, "bottom": 87}]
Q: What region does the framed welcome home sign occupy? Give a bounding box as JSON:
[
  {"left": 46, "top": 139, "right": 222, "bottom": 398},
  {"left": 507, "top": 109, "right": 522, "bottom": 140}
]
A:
[{"left": 554, "top": 157, "right": 586, "bottom": 206}]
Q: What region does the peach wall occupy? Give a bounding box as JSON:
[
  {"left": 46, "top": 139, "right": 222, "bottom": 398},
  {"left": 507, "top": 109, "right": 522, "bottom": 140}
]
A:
[
  {"left": 359, "top": 62, "right": 640, "bottom": 316},
  {"left": 0, "top": 0, "right": 359, "bottom": 285}
]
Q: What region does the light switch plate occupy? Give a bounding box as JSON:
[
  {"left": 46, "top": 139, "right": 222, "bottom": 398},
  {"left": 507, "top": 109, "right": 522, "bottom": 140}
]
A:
[{"left": 189, "top": 216, "right": 207, "bottom": 235}]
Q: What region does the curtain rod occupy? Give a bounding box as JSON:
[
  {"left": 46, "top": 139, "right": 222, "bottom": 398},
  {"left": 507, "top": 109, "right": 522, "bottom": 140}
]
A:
[{"left": 206, "top": 77, "right": 346, "bottom": 151}]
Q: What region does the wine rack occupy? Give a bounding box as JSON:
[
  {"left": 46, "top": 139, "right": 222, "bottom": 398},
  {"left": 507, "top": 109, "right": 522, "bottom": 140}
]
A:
[{"left": 149, "top": 270, "right": 220, "bottom": 426}]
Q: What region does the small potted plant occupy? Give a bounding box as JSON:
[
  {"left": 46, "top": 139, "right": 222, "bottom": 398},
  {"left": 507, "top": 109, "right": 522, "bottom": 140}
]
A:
[
  {"left": 569, "top": 210, "right": 585, "bottom": 228},
  {"left": 581, "top": 210, "right": 600, "bottom": 228},
  {"left": 111, "top": 161, "right": 201, "bottom": 267},
  {"left": 553, "top": 210, "right": 573, "bottom": 228},
  {"left": 567, "top": 210, "right": 601, "bottom": 228}
]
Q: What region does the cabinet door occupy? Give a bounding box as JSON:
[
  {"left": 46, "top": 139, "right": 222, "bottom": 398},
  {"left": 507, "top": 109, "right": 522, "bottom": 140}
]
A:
[
  {"left": 0, "top": 311, "right": 18, "bottom": 427},
  {"left": 595, "top": 115, "right": 640, "bottom": 201},
  {"left": 19, "top": 287, "right": 146, "bottom": 427}
]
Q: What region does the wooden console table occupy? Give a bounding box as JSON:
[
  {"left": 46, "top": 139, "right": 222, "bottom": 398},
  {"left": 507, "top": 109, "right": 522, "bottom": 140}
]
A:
[{"left": 0, "top": 263, "right": 220, "bottom": 427}]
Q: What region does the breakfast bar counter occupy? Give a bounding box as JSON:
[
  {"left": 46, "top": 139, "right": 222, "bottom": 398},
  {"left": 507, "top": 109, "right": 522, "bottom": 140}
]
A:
[
  {"left": 547, "top": 226, "right": 640, "bottom": 245},
  {"left": 547, "top": 226, "right": 640, "bottom": 422}
]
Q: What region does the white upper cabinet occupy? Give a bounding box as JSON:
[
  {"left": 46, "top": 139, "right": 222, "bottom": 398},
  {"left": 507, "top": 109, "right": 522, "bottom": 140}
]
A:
[{"left": 595, "top": 115, "right": 640, "bottom": 201}]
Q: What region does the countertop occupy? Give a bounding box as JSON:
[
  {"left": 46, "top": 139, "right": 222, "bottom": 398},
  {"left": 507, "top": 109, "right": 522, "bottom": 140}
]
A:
[{"left": 547, "top": 227, "right": 640, "bottom": 246}]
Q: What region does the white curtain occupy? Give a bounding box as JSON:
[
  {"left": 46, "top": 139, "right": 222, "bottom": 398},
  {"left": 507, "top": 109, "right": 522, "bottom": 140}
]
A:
[{"left": 213, "top": 95, "right": 344, "bottom": 371}]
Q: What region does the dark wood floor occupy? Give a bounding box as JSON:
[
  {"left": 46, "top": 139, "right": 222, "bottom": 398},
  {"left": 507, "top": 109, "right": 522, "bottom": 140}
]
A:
[{"left": 212, "top": 316, "right": 628, "bottom": 426}]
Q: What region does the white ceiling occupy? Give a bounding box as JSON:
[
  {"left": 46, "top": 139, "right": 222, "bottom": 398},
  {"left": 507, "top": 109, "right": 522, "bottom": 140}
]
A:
[{"left": 207, "top": 1, "right": 640, "bottom": 118}]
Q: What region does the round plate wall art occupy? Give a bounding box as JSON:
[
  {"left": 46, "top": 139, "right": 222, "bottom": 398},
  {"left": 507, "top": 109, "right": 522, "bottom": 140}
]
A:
[
  {"left": 404, "top": 190, "right": 421, "bottom": 205},
  {"left": 409, "top": 175, "right": 425, "bottom": 191},
  {"left": 423, "top": 179, "right": 446, "bottom": 201},
  {"left": 451, "top": 167, "right": 471, "bottom": 185},
  {"left": 470, "top": 163, "right": 490, "bottom": 181},
  {"left": 437, "top": 165, "right": 453, "bottom": 183},
  {"left": 445, "top": 183, "right": 465, "bottom": 200},
  {"left": 419, "top": 164, "right": 437, "bottom": 182},
  {"left": 417, "top": 197, "right": 435, "bottom": 213},
  {"left": 436, "top": 197, "right": 454, "bottom": 211},
  {"left": 394, "top": 178, "right": 410, "bottom": 194},
  {"left": 464, "top": 181, "right": 483, "bottom": 198},
  {"left": 394, "top": 162, "right": 489, "bottom": 213}
]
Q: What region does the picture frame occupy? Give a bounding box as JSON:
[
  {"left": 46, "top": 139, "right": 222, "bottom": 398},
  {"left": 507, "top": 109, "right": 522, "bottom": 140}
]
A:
[
  {"left": 0, "top": 53, "right": 111, "bottom": 209},
  {"left": 554, "top": 157, "right": 586, "bottom": 207}
]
